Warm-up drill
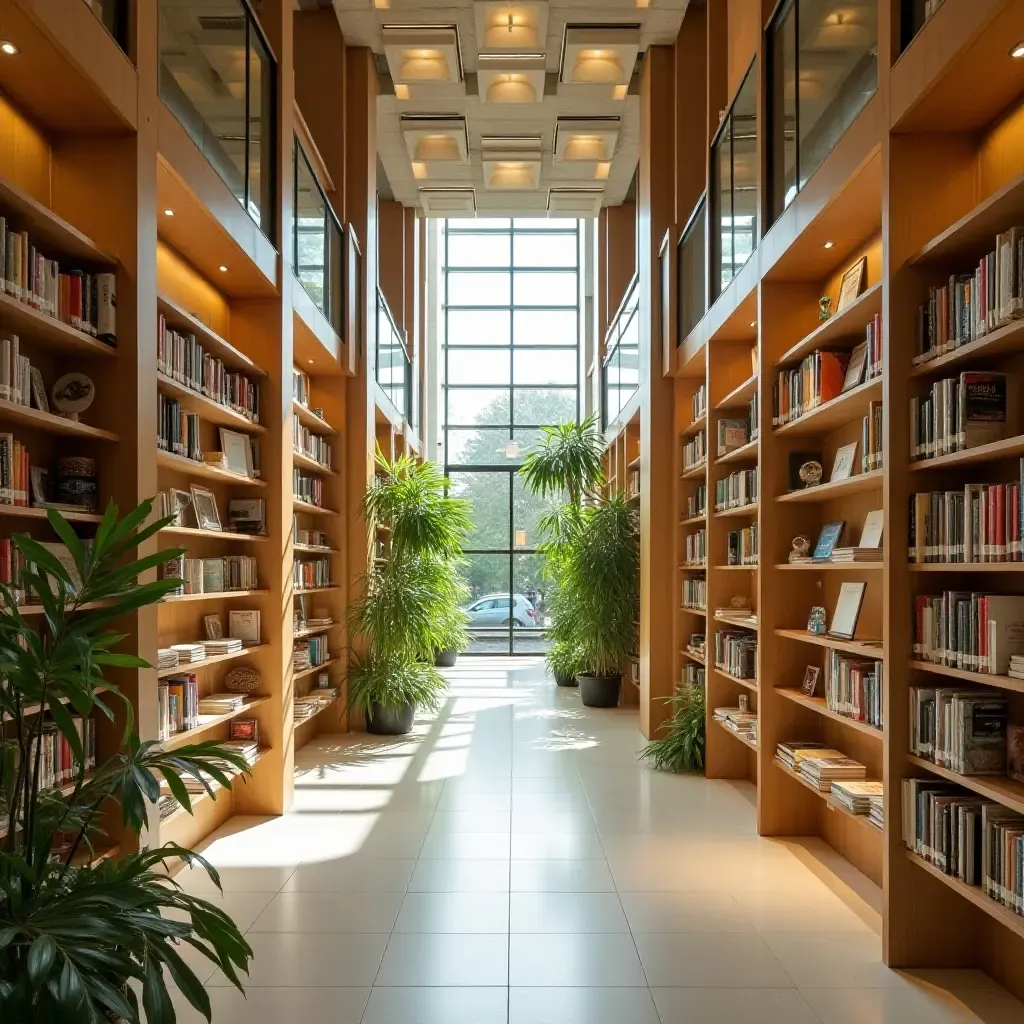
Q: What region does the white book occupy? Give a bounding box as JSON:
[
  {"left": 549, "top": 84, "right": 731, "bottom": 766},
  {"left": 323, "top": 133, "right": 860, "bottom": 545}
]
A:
[
  {"left": 229, "top": 609, "right": 261, "bottom": 643},
  {"left": 858, "top": 510, "right": 884, "bottom": 549}
]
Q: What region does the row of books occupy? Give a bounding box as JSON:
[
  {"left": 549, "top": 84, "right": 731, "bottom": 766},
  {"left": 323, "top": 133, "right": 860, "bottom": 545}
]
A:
[
  {"left": 776, "top": 739, "right": 870, "bottom": 793},
  {"left": 0, "top": 537, "right": 28, "bottom": 605},
  {"left": 715, "top": 468, "right": 757, "bottom": 511},
  {"left": 913, "top": 228, "right": 1024, "bottom": 365},
  {"left": 909, "top": 477, "right": 1024, "bottom": 563},
  {"left": 910, "top": 372, "right": 1013, "bottom": 461},
  {"left": 295, "top": 556, "right": 332, "bottom": 591},
  {"left": 716, "top": 418, "right": 751, "bottom": 458},
  {"left": 21, "top": 717, "right": 98, "bottom": 792},
  {"left": 903, "top": 778, "right": 1024, "bottom": 911},
  {"left": 158, "top": 315, "right": 260, "bottom": 424},
  {"left": 912, "top": 591, "right": 1024, "bottom": 675},
  {"left": 179, "top": 739, "right": 259, "bottom": 793},
  {"left": 686, "top": 633, "right": 705, "bottom": 661},
  {"left": 294, "top": 470, "right": 325, "bottom": 508},
  {"left": 157, "top": 638, "right": 246, "bottom": 670},
  {"left": 294, "top": 635, "right": 330, "bottom": 671},
  {"left": 715, "top": 629, "right": 756, "bottom": 680},
  {"left": 684, "top": 662, "right": 705, "bottom": 687},
  {"left": 626, "top": 466, "right": 639, "bottom": 500},
  {"left": 772, "top": 347, "right": 871, "bottom": 428},
  {"left": 727, "top": 524, "right": 758, "bottom": 566},
  {"left": 295, "top": 687, "right": 338, "bottom": 721},
  {"left": 824, "top": 650, "right": 883, "bottom": 729},
  {"left": 0, "top": 334, "right": 37, "bottom": 409},
  {"left": 861, "top": 311, "right": 884, "bottom": 382},
  {"left": 685, "top": 484, "right": 706, "bottom": 521},
  {"left": 0, "top": 434, "right": 32, "bottom": 507},
  {"left": 714, "top": 706, "right": 757, "bottom": 745},
  {"left": 691, "top": 383, "right": 707, "bottom": 424},
  {"left": 158, "top": 674, "right": 200, "bottom": 739},
  {"left": 160, "top": 555, "right": 259, "bottom": 596},
  {"left": 909, "top": 686, "right": 1016, "bottom": 777},
  {"left": 0, "top": 216, "right": 116, "bottom": 342},
  {"left": 862, "top": 400, "right": 883, "bottom": 472},
  {"left": 684, "top": 528, "right": 706, "bottom": 567},
  {"left": 158, "top": 395, "right": 201, "bottom": 462},
  {"left": 294, "top": 422, "right": 333, "bottom": 469},
  {"left": 681, "top": 577, "right": 706, "bottom": 611},
  {"left": 156, "top": 491, "right": 267, "bottom": 537},
  {"left": 295, "top": 523, "right": 331, "bottom": 548},
  {"left": 682, "top": 431, "right": 706, "bottom": 473}
]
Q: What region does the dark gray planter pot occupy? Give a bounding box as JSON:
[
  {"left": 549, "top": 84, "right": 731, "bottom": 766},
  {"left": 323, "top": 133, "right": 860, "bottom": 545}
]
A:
[
  {"left": 435, "top": 648, "right": 458, "bottom": 668},
  {"left": 554, "top": 669, "right": 578, "bottom": 687},
  {"left": 366, "top": 701, "right": 416, "bottom": 735},
  {"left": 577, "top": 673, "right": 621, "bottom": 708}
]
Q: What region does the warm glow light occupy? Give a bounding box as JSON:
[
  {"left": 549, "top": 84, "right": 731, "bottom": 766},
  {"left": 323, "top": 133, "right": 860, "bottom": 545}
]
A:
[
  {"left": 486, "top": 74, "right": 536, "bottom": 103},
  {"left": 163, "top": 209, "right": 174, "bottom": 217},
  {"left": 564, "top": 135, "right": 608, "bottom": 161},
  {"left": 612, "top": 84, "right": 629, "bottom": 100},
  {"left": 595, "top": 161, "right": 611, "bottom": 180},
  {"left": 0, "top": 41, "right": 18, "bottom": 55},
  {"left": 394, "top": 83, "right": 410, "bottom": 99},
  {"left": 1011, "top": 42, "right": 1024, "bottom": 59},
  {"left": 824, "top": 240, "right": 835, "bottom": 249},
  {"left": 218, "top": 265, "right": 228, "bottom": 273},
  {"left": 373, "top": 0, "right": 389, "bottom": 7},
  {"left": 414, "top": 134, "right": 461, "bottom": 162},
  {"left": 411, "top": 161, "right": 428, "bottom": 180},
  {"left": 573, "top": 49, "right": 623, "bottom": 83},
  {"left": 636, "top": 0, "right": 650, "bottom": 7},
  {"left": 399, "top": 49, "right": 450, "bottom": 81}
]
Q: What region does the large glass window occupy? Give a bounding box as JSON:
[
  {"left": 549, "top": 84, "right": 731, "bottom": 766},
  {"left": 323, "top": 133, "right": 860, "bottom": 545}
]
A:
[
  {"left": 602, "top": 275, "right": 640, "bottom": 426},
  {"left": 768, "top": 0, "right": 878, "bottom": 222},
  {"left": 159, "top": 0, "right": 276, "bottom": 239},
  {"left": 293, "top": 138, "right": 344, "bottom": 333},
  {"left": 376, "top": 289, "right": 410, "bottom": 420},
  {"left": 712, "top": 58, "right": 758, "bottom": 300},
  {"left": 677, "top": 195, "right": 707, "bottom": 344},
  {"left": 442, "top": 218, "right": 581, "bottom": 655}
]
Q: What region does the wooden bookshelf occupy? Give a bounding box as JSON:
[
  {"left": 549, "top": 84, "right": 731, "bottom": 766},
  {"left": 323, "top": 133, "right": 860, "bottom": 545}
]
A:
[
  {"left": 775, "top": 687, "right": 883, "bottom": 741},
  {"left": 156, "top": 644, "right": 268, "bottom": 679},
  {"left": 159, "top": 696, "right": 271, "bottom": 752},
  {"left": 908, "top": 660, "right": 1024, "bottom": 696},
  {"left": 713, "top": 666, "right": 757, "bottom": 692},
  {"left": 156, "top": 373, "right": 266, "bottom": 434},
  {"left": 714, "top": 438, "right": 758, "bottom": 465},
  {"left": 774, "top": 470, "right": 884, "bottom": 504},
  {"left": 156, "top": 450, "right": 267, "bottom": 488}
]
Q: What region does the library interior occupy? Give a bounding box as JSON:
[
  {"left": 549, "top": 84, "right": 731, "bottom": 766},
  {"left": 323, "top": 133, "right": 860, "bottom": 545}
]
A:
[{"left": 4, "top": 0, "right": 1024, "bottom": 1021}]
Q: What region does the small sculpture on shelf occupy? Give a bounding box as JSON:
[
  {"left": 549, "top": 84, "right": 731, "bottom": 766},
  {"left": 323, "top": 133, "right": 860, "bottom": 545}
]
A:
[
  {"left": 807, "top": 606, "right": 827, "bottom": 636},
  {"left": 728, "top": 595, "right": 751, "bottom": 611},
  {"left": 788, "top": 536, "right": 811, "bottom": 563},
  {"left": 51, "top": 372, "right": 95, "bottom": 423},
  {"left": 818, "top": 295, "right": 832, "bottom": 322},
  {"left": 224, "top": 665, "right": 261, "bottom": 694}
]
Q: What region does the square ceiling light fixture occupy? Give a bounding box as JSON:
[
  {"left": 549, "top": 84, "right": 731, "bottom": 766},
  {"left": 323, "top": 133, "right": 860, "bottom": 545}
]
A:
[
  {"left": 474, "top": 1, "right": 549, "bottom": 51},
  {"left": 400, "top": 115, "right": 471, "bottom": 177},
  {"left": 547, "top": 187, "right": 604, "bottom": 216},
  {"left": 419, "top": 188, "right": 477, "bottom": 215},
  {"left": 382, "top": 25, "right": 463, "bottom": 86},
  {"left": 477, "top": 53, "right": 546, "bottom": 104},
  {"left": 481, "top": 135, "right": 542, "bottom": 191},
  {"left": 553, "top": 116, "right": 620, "bottom": 165},
  {"left": 559, "top": 25, "right": 640, "bottom": 90}
]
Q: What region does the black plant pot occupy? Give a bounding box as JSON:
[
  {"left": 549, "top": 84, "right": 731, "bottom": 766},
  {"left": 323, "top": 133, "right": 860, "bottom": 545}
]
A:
[
  {"left": 577, "top": 673, "right": 621, "bottom": 708},
  {"left": 366, "top": 701, "right": 416, "bottom": 735},
  {"left": 435, "top": 648, "right": 458, "bottom": 668},
  {"left": 554, "top": 669, "right": 578, "bottom": 687}
]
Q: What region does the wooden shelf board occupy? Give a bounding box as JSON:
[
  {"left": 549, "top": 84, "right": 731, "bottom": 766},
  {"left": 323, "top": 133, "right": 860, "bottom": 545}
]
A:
[
  {"left": 775, "top": 628, "right": 882, "bottom": 659},
  {"left": 293, "top": 499, "right": 337, "bottom": 516},
  {"left": 909, "top": 562, "right": 1024, "bottom": 572},
  {"left": 712, "top": 716, "right": 758, "bottom": 752},
  {"left": 714, "top": 502, "right": 758, "bottom": 519},
  {"left": 160, "top": 749, "right": 269, "bottom": 825},
  {"left": 160, "top": 526, "right": 267, "bottom": 543},
  {"left": 158, "top": 696, "right": 271, "bottom": 752},
  {"left": 680, "top": 649, "right": 705, "bottom": 665},
  {"left": 713, "top": 666, "right": 758, "bottom": 692},
  {"left": 158, "top": 295, "right": 265, "bottom": 378},
  {"left": 908, "top": 754, "right": 1024, "bottom": 816},
  {"left": 911, "top": 319, "right": 1024, "bottom": 378},
  {"left": 775, "top": 470, "right": 883, "bottom": 504},
  {"left": 713, "top": 614, "right": 759, "bottom": 631},
  {"left": 775, "top": 688, "right": 883, "bottom": 740},
  {"left": 0, "top": 398, "right": 118, "bottom": 441},
  {"left": 907, "top": 851, "right": 1024, "bottom": 943},
  {"left": 292, "top": 400, "right": 338, "bottom": 436},
  {"left": 294, "top": 624, "right": 339, "bottom": 639},
  {"left": 16, "top": 600, "right": 108, "bottom": 616},
  {"left": 911, "top": 435, "right": 1024, "bottom": 472},
  {"left": 715, "top": 564, "right": 758, "bottom": 571},
  {"left": 294, "top": 657, "right": 339, "bottom": 681},
  {"left": 773, "top": 757, "right": 883, "bottom": 834},
  {"left": 715, "top": 439, "right": 758, "bottom": 466},
  {"left": 680, "top": 606, "right": 707, "bottom": 617},
  {"left": 162, "top": 589, "right": 269, "bottom": 604},
  {"left": 681, "top": 414, "right": 706, "bottom": 438},
  {"left": 680, "top": 514, "right": 707, "bottom": 526},
  {"left": 681, "top": 462, "right": 708, "bottom": 479},
  {"left": 715, "top": 375, "right": 757, "bottom": 411},
  {"left": 908, "top": 659, "right": 1024, "bottom": 696},
  {"left": 775, "top": 283, "right": 883, "bottom": 369},
  {"left": 294, "top": 586, "right": 340, "bottom": 595},
  {"left": 156, "top": 450, "right": 266, "bottom": 488},
  {"left": 293, "top": 451, "right": 336, "bottom": 475},
  {"left": 294, "top": 544, "right": 340, "bottom": 554},
  {"left": 157, "top": 644, "right": 268, "bottom": 679},
  {"left": 627, "top": 454, "right": 641, "bottom": 469},
  {"left": 157, "top": 374, "right": 265, "bottom": 434},
  {"left": 776, "top": 561, "right": 884, "bottom": 571},
  {"left": 0, "top": 505, "right": 103, "bottom": 524},
  {"left": 0, "top": 292, "right": 117, "bottom": 359},
  {"left": 293, "top": 696, "right": 341, "bottom": 734},
  {"left": 679, "top": 563, "right": 707, "bottom": 571},
  {"left": 775, "top": 377, "right": 882, "bottom": 437}
]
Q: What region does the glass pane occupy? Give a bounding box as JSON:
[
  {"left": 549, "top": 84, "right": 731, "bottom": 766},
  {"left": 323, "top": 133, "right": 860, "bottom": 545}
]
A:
[
  {"left": 247, "top": 27, "right": 273, "bottom": 233},
  {"left": 512, "top": 388, "right": 577, "bottom": 425},
  {"left": 513, "top": 232, "right": 578, "bottom": 268},
  {"left": 446, "top": 388, "right": 510, "bottom": 426},
  {"left": 513, "top": 271, "right": 578, "bottom": 307},
  {"left": 771, "top": 1, "right": 798, "bottom": 219},
  {"left": 446, "top": 427, "right": 513, "bottom": 466},
  {"left": 680, "top": 199, "right": 707, "bottom": 340},
  {"left": 512, "top": 309, "right": 578, "bottom": 346},
  {"left": 446, "top": 309, "right": 511, "bottom": 346},
  {"left": 295, "top": 143, "right": 327, "bottom": 315},
  {"left": 450, "top": 218, "right": 512, "bottom": 231},
  {"left": 449, "top": 472, "right": 510, "bottom": 550},
  {"left": 510, "top": 427, "right": 546, "bottom": 465},
  {"left": 515, "top": 218, "right": 577, "bottom": 230},
  {"left": 512, "top": 553, "right": 549, "bottom": 654},
  {"left": 714, "top": 117, "right": 734, "bottom": 296},
  {"left": 732, "top": 59, "right": 758, "bottom": 272},
  {"left": 447, "top": 232, "right": 511, "bottom": 268},
  {"left": 462, "top": 553, "right": 513, "bottom": 654},
  {"left": 797, "top": 0, "right": 878, "bottom": 192},
  {"left": 447, "top": 271, "right": 511, "bottom": 306},
  {"left": 447, "top": 348, "right": 511, "bottom": 386},
  {"left": 513, "top": 474, "right": 563, "bottom": 552},
  {"left": 513, "top": 348, "right": 577, "bottom": 386}
]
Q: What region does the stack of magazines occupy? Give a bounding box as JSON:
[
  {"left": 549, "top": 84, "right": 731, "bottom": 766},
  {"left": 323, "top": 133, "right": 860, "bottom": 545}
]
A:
[
  {"left": 197, "top": 692, "right": 246, "bottom": 716},
  {"left": 830, "top": 779, "right": 883, "bottom": 816},
  {"left": 799, "top": 752, "right": 867, "bottom": 792},
  {"left": 157, "top": 648, "right": 179, "bottom": 670}
]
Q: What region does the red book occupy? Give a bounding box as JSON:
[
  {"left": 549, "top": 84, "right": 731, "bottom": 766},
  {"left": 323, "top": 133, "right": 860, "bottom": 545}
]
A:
[
  {"left": 997, "top": 484, "right": 1006, "bottom": 560},
  {"left": 818, "top": 350, "right": 850, "bottom": 404}
]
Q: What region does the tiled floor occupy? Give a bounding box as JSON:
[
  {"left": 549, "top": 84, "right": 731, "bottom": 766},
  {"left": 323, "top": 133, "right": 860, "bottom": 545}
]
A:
[{"left": 172, "top": 657, "right": 1024, "bottom": 1023}]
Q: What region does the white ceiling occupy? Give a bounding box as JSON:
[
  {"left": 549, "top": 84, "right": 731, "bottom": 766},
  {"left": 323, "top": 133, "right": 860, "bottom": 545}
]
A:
[{"left": 330, "top": 0, "right": 691, "bottom": 217}]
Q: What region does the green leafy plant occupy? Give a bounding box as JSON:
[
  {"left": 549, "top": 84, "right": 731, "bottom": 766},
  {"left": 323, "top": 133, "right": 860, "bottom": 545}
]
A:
[
  {"left": 640, "top": 684, "right": 706, "bottom": 773},
  {"left": 348, "top": 452, "right": 471, "bottom": 715},
  {"left": 0, "top": 500, "right": 254, "bottom": 1023}
]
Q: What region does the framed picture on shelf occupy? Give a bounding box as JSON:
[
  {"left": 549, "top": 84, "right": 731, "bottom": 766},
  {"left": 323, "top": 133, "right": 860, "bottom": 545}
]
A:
[
  {"left": 204, "top": 614, "right": 223, "bottom": 640},
  {"left": 801, "top": 665, "right": 821, "bottom": 697},
  {"left": 169, "top": 488, "right": 197, "bottom": 528},
  {"left": 829, "top": 582, "right": 867, "bottom": 640},
  {"left": 30, "top": 466, "right": 50, "bottom": 506},
  {"left": 190, "top": 486, "right": 221, "bottom": 531},
  {"left": 836, "top": 256, "right": 867, "bottom": 313},
  {"left": 807, "top": 606, "right": 827, "bottom": 635},
  {"left": 830, "top": 443, "right": 858, "bottom": 483},
  {"left": 220, "top": 428, "right": 254, "bottom": 478},
  {"left": 30, "top": 369, "right": 49, "bottom": 413},
  {"left": 841, "top": 342, "right": 867, "bottom": 392}
]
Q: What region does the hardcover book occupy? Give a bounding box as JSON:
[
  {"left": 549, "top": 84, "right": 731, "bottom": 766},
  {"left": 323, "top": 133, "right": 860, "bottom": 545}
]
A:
[{"left": 813, "top": 522, "right": 845, "bottom": 560}]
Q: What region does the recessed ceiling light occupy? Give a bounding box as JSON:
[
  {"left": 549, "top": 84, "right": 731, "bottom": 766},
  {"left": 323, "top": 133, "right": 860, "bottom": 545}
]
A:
[
  {"left": 218, "top": 265, "right": 228, "bottom": 273},
  {"left": 0, "top": 41, "right": 18, "bottom": 55},
  {"left": 612, "top": 84, "right": 628, "bottom": 100},
  {"left": 823, "top": 240, "right": 835, "bottom": 249},
  {"left": 163, "top": 209, "right": 174, "bottom": 217},
  {"left": 411, "top": 161, "right": 428, "bottom": 180},
  {"left": 1011, "top": 42, "right": 1024, "bottom": 59},
  {"left": 595, "top": 161, "right": 611, "bottom": 180},
  {"left": 394, "top": 84, "right": 409, "bottom": 99}
]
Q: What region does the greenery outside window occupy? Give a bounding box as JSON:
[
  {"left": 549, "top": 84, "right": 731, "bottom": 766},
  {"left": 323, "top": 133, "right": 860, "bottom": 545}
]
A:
[
  {"left": 768, "top": 0, "right": 878, "bottom": 223},
  {"left": 711, "top": 58, "right": 758, "bottom": 301},
  {"left": 159, "top": 0, "right": 276, "bottom": 240},
  {"left": 293, "top": 137, "right": 344, "bottom": 334}
]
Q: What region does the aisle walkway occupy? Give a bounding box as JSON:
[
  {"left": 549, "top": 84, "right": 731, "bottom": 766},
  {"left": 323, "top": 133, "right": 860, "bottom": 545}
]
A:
[{"left": 174, "top": 658, "right": 1024, "bottom": 1023}]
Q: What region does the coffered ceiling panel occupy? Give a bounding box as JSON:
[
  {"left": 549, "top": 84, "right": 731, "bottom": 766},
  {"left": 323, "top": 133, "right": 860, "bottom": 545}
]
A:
[{"left": 332, "top": 0, "right": 691, "bottom": 217}]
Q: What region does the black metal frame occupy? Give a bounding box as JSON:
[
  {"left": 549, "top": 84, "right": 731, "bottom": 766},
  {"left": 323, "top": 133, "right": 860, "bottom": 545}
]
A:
[{"left": 442, "top": 218, "right": 582, "bottom": 656}]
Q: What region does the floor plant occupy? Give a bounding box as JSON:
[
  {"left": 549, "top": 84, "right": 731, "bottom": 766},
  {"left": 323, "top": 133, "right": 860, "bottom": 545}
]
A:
[{"left": 640, "top": 683, "right": 706, "bottom": 773}]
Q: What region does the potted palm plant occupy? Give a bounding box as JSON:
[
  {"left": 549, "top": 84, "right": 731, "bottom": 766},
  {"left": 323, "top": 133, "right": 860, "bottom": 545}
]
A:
[
  {"left": 640, "top": 683, "right": 706, "bottom": 772},
  {"left": 561, "top": 494, "right": 640, "bottom": 707},
  {"left": 518, "top": 417, "right": 604, "bottom": 686},
  {"left": 348, "top": 452, "right": 471, "bottom": 734},
  {"left": 0, "top": 499, "right": 253, "bottom": 1022}
]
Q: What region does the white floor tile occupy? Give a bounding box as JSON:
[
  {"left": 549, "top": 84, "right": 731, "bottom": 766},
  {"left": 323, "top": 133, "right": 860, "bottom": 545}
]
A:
[
  {"left": 632, "top": 932, "right": 795, "bottom": 988},
  {"left": 376, "top": 933, "right": 509, "bottom": 986},
  {"left": 652, "top": 987, "right": 822, "bottom": 1024},
  {"left": 801, "top": 983, "right": 1024, "bottom": 1023},
  {"left": 419, "top": 830, "right": 512, "bottom": 859},
  {"left": 282, "top": 857, "right": 416, "bottom": 893},
  {"left": 617, "top": 891, "right": 756, "bottom": 933},
  {"left": 509, "top": 893, "right": 628, "bottom": 933},
  {"left": 248, "top": 891, "right": 404, "bottom": 933},
  {"left": 362, "top": 987, "right": 509, "bottom": 1024},
  {"left": 508, "top": 933, "right": 647, "bottom": 987},
  {"left": 510, "top": 831, "right": 604, "bottom": 860},
  {"left": 395, "top": 892, "right": 511, "bottom": 933},
  {"left": 510, "top": 859, "right": 615, "bottom": 892},
  {"left": 508, "top": 986, "right": 660, "bottom": 1024},
  {"left": 171, "top": 986, "right": 369, "bottom": 1024},
  {"left": 761, "top": 932, "right": 899, "bottom": 988},
  {"left": 408, "top": 858, "right": 511, "bottom": 892}
]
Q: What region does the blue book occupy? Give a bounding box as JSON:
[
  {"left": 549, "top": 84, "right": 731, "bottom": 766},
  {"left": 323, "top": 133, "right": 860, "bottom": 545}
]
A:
[{"left": 813, "top": 521, "right": 845, "bottom": 560}]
